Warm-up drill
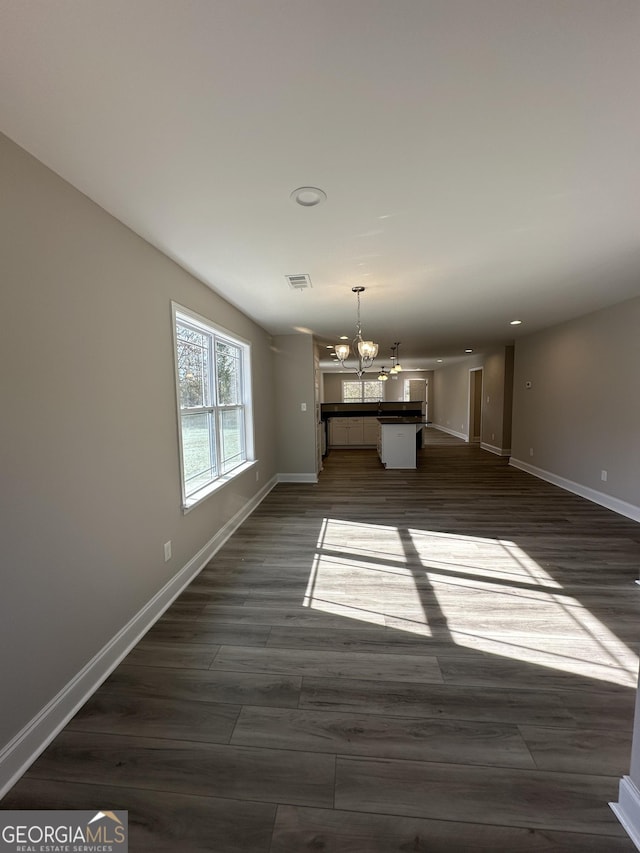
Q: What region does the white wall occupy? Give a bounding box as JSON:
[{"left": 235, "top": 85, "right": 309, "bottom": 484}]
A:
[
  {"left": 511, "top": 295, "right": 640, "bottom": 514},
  {"left": 0, "top": 133, "right": 277, "bottom": 789}
]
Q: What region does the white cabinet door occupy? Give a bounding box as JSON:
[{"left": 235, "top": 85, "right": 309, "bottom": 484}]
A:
[
  {"left": 347, "top": 418, "right": 364, "bottom": 444},
  {"left": 329, "top": 418, "right": 350, "bottom": 445},
  {"left": 330, "top": 417, "right": 362, "bottom": 445},
  {"left": 363, "top": 418, "right": 380, "bottom": 446}
]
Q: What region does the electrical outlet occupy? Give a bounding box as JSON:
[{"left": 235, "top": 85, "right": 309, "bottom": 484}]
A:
[
  {"left": 164, "top": 541, "right": 172, "bottom": 562},
  {"left": 491, "top": 433, "right": 495, "bottom": 441},
  {"left": 300, "top": 402, "right": 307, "bottom": 412},
  {"left": 529, "top": 447, "right": 534, "bottom": 457},
  {"left": 601, "top": 470, "right": 608, "bottom": 482},
  {"left": 256, "top": 469, "right": 260, "bottom": 481}
]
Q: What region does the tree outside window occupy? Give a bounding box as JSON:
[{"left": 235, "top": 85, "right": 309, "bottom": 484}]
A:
[{"left": 342, "top": 379, "right": 385, "bottom": 402}]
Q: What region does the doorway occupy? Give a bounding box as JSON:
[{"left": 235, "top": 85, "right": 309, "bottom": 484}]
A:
[{"left": 468, "top": 368, "right": 483, "bottom": 444}]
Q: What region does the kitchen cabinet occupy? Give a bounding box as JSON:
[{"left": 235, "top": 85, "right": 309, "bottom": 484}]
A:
[
  {"left": 329, "top": 417, "right": 353, "bottom": 445},
  {"left": 329, "top": 416, "right": 379, "bottom": 447}
]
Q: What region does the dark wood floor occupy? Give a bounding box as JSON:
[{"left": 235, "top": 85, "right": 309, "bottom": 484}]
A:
[{"left": 3, "top": 430, "right": 640, "bottom": 851}]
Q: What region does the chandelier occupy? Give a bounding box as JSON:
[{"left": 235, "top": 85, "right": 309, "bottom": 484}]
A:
[{"left": 334, "top": 287, "right": 379, "bottom": 377}]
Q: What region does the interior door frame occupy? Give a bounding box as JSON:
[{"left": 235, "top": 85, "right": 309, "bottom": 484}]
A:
[{"left": 468, "top": 367, "right": 483, "bottom": 444}]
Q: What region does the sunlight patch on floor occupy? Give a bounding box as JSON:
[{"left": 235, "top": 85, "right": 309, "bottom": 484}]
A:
[
  {"left": 302, "top": 518, "right": 638, "bottom": 687},
  {"left": 407, "top": 528, "right": 565, "bottom": 588},
  {"left": 303, "top": 517, "right": 426, "bottom": 629}
]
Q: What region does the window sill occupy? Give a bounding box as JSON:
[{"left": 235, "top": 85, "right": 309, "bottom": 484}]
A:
[{"left": 182, "top": 460, "right": 257, "bottom": 514}]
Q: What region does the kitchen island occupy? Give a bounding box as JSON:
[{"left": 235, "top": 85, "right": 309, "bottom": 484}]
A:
[
  {"left": 321, "top": 401, "right": 424, "bottom": 453},
  {"left": 377, "top": 417, "right": 428, "bottom": 469}
]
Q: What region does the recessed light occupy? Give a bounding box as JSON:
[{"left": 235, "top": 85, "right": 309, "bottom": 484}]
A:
[
  {"left": 436, "top": 358, "right": 443, "bottom": 363},
  {"left": 465, "top": 349, "right": 473, "bottom": 353},
  {"left": 290, "top": 186, "right": 327, "bottom": 207},
  {"left": 510, "top": 319, "right": 522, "bottom": 326},
  {"left": 326, "top": 345, "right": 334, "bottom": 349},
  {"left": 339, "top": 335, "right": 349, "bottom": 340}
]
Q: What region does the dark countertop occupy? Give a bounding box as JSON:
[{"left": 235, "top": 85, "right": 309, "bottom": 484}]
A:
[
  {"left": 321, "top": 402, "right": 423, "bottom": 419},
  {"left": 377, "top": 417, "right": 429, "bottom": 425}
]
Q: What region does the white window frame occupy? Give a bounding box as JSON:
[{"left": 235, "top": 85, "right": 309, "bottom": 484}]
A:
[
  {"left": 172, "top": 303, "right": 255, "bottom": 511},
  {"left": 341, "top": 379, "right": 386, "bottom": 403}
]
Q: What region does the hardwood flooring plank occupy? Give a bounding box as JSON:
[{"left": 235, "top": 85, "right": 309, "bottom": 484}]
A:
[
  {"left": 159, "top": 600, "right": 208, "bottom": 618},
  {"left": 144, "top": 618, "right": 271, "bottom": 646},
  {"left": 201, "top": 602, "right": 386, "bottom": 628},
  {"left": 66, "top": 692, "right": 240, "bottom": 744},
  {"left": 99, "top": 663, "right": 302, "bottom": 708},
  {"left": 266, "top": 624, "right": 448, "bottom": 656},
  {"left": 26, "top": 730, "right": 335, "bottom": 808},
  {"left": 518, "top": 725, "right": 633, "bottom": 775},
  {"left": 270, "top": 804, "right": 636, "bottom": 853},
  {"left": 1, "top": 779, "right": 276, "bottom": 853},
  {"left": 176, "top": 589, "right": 251, "bottom": 604},
  {"left": 438, "top": 652, "right": 637, "bottom": 691},
  {"left": 121, "top": 641, "right": 219, "bottom": 670},
  {"left": 267, "top": 623, "right": 638, "bottom": 676},
  {"left": 299, "top": 676, "right": 578, "bottom": 727},
  {"left": 558, "top": 688, "right": 637, "bottom": 728},
  {"left": 231, "top": 705, "right": 536, "bottom": 768},
  {"left": 211, "top": 645, "right": 443, "bottom": 684},
  {"left": 335, "top": 755, "right": 626, "bottom": 836},
  {"left": 386, "top": 619, "right": 638, "bottom": 667}
]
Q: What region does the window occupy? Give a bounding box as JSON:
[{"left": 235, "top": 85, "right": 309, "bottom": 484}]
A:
[
  {"left": 342, "top": 379, "right": 385, "bottom": 403},
  {"left": 173, "top": 304, "right": 253, "bottom": 508}
]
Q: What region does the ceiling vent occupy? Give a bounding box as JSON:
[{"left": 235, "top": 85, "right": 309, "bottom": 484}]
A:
[{"left": 286, "top": 274, "right": 312, "bottom": 291}]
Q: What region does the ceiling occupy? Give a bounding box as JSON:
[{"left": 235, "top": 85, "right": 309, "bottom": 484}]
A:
[{"left": 1, "top": 0, "right": 639, "bottom": 370}]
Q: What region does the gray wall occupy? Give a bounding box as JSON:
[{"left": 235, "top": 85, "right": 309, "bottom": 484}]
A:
[
  {"left": 322, "top": 372, "right": 378, "bottom": 402},
  {"left": 511, "top": 295, "right": 640, "bottom": 509},
  {"left": 480, "top": 346, "right": 514, "bottom": 452},
  {"left": 0, "top": 134, "right": 277, "bottom": 754},
  {"left": 511, "top": 297, "right": 640, "bottom": 824},
  {"left": 431, "top": 350, "right": 513, "bottom": 452},
  {"left": 431, "top": 355, "right": 484, "bottom": 438},
  {"left": 273, "top": 334, "right": 317, "bottom": 477},
  {"left": 322, "top": 370, "right": 432, "bottom": 405}
]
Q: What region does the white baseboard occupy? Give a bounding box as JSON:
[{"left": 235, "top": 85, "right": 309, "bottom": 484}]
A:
[
  {"left": 431, "top": 424, "right": 468, "bottom": 441},
  {"left": 611, "top": 776, "right": 640, "bottom": 851},
  {"left": 277, "top": 473, "right": 318, "bottom": 483},
  {"left": 0, "top": 475, "right": 278, "bottom": 800},
  {"left": 509, "top": 458, "right": 640, "bottom": 523},
  {"left": 481, "top": 442, "right": 511, "bottom": 457}
]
